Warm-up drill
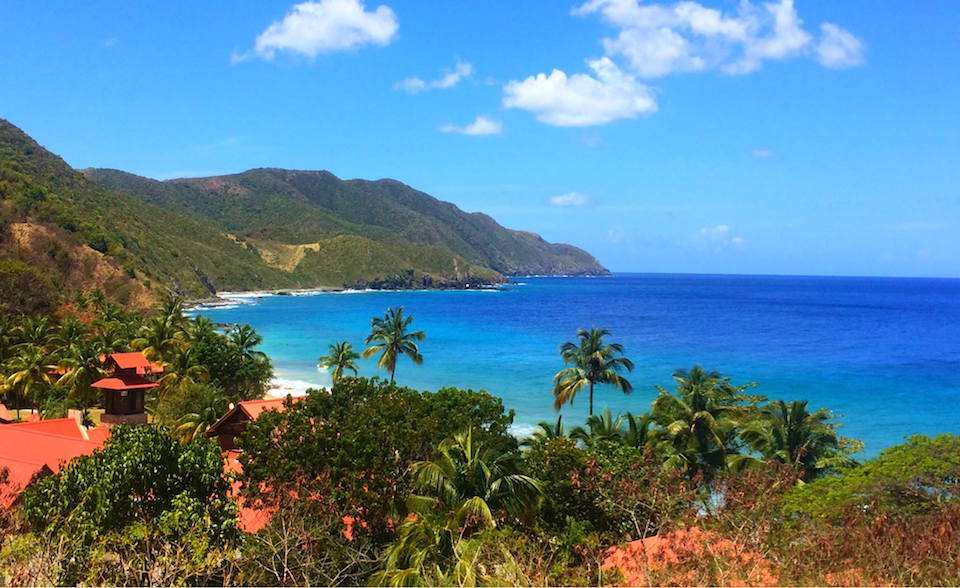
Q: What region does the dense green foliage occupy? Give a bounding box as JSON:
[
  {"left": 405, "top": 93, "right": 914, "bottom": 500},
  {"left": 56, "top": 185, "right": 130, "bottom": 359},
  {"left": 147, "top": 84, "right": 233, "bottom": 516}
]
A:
[
  {"left": 2, "top": 307, "right": 958, "bottom": 586},
  {"left": 0, "top": 119, "right": 606, "bottom": 307},
  {"left": 0, "top": 293, "right": 271, "bottom": 428},
  {"left": 87, "top": 167, "right": 609, "bottom": 283},
  {"left": 237, "top": 378, "right": 515, "bottom": 541},
  {"left": 0, "top": 119, "right": 297, "bottom": 302},
  {"left": 10, "top": 426, "right": 237, "bottom": 585}
]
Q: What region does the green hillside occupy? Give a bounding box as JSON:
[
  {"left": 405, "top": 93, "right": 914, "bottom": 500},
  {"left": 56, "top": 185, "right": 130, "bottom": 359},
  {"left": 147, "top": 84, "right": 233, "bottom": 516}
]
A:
[
  {"left": 0, "top": 118, "right": 606, "bottom": 311},
  {"left": 0, "top": 119, "right": 298, "bottom": 307},
  {"left": 86, "top": 167, "right": 609, "bottom": 278}
]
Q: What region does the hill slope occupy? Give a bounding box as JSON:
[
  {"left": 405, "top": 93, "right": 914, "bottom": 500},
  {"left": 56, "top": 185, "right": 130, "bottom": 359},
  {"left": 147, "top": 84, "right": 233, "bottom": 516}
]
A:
[
  {"left": 86, "top": 168, "right": 609, "bottom": 279},
  {"left": 0, "top": 118, "right": 607, "bottom": 311},
  {"left": 0, "top": 120, "right": 299, "bottom": 308}
]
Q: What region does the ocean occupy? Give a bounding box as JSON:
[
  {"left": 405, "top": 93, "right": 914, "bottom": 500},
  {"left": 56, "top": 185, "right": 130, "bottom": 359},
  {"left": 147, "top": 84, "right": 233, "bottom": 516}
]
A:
[{"left": 193, "top": 273, "right": 960, "bottom": 456}]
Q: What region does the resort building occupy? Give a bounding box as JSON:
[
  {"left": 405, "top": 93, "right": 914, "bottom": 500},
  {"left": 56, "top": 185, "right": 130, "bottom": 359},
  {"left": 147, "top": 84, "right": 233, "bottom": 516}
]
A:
[
  {"left": 0, "top": 414, "right": 109, "bottom": 508},
  {"left": 91, "top": 352, "right": 163, "bottom": 426},
  {"left": 206, "top": 396, "right": 296, "bottom": 451}
]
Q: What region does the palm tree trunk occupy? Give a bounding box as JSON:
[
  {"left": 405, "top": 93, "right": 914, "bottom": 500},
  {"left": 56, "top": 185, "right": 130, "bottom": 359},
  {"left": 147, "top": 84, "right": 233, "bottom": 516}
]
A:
[
  {"left": 589, "top": 381, "right": 594, "bottom": 416},
  {"left": 390, "top": 365, "right": 396, "bottom": 384}
]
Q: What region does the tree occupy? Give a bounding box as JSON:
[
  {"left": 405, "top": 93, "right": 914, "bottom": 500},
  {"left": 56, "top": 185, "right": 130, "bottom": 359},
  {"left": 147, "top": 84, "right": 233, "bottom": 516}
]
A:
[
  {"left": 374, "top": 427, "right": 541, "bottom": 585},
  {"left": 623, "top": 411, "right": 655, "bottom": 449},
  {"left": 175, "top": 384, "right": 229, "bottom": 443},
  {"left": 651, "top": 366, "right": 758, "bottom": 478},
  {"left": 229, "top": 324, "right": 266, "bottom": 363},
  {"left": 20, "top": 425, "right": 238, "bottom": 585},
  {"left": 740, "top": 399, "right": 859, "bottom": 479},
  {"left": 3, "top": 344, "right": 56, "bottom": 414},
  {"left": 362, "top": 307, "right": 425, "bottom": 383},
  {"left": 56, "top": 339, "right": 106, "bottom": 410},
  {"left": 553, "top": 327, "right": 634, "bottom": 415},
  {"left": 237, "top": 378, "right": 515, "bottom": 543},
  {"left": 523, "top": 415, "right": 566, "bottom": 447},
  {"left": 318, "top": 340, "right": 360, "bottom": 385},
  {"left": 570, "top": 408, "right": 625, "bottom": 448},
  {"left": 132, "top": 315, "right": 185, "bottom": 362}
]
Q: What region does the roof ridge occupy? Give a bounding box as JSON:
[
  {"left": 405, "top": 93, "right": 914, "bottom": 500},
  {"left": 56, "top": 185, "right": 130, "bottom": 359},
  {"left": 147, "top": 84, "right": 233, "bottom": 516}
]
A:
[{"left": 0, "top": 427, "right": 99, "bottom": 444}]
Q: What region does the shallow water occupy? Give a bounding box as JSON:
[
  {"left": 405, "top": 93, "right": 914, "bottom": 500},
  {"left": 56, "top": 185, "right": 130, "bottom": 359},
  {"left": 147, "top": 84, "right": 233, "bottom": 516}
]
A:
[{"left": 194, "top": 273, "right": 960, "bottom": 456}]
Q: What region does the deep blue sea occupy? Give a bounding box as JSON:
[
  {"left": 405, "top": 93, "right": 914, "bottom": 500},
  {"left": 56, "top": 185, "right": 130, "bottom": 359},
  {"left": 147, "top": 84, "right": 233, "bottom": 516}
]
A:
[{"left": 194, "top": 274, "right": 960, "bottom": 456}]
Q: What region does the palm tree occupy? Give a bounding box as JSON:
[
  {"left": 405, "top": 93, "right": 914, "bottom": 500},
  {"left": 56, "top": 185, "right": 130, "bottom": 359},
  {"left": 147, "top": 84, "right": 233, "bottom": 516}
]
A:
[
  {"left": 317, "top": 340, "right": 360, "bottom": 386},
  {"left": 158, "top": 292, "right": 186, "bottom": 330},
  {"left": 651, "top": 366, "right": 757, "bottom": 477},
  {"left": 132, "top": 315, "right": 185, "bottom": 362},
  {"left": 0, "top": 316, "right": 12, "bottom": 364},
  {"left": 56, "top": 340, "right": 107, "bottom": 410},
  {"left": 229, "top": 324, "right": 267, "bottom": 363},
  {"left": 175, "top": 385, "right": 229, "bottom": 443},
  {"left": 3, "top": 345, "right": 57, "bottom": 415},
  {"left": 623, "top": 411, "right": 655, "bottom": 449},
  {"left": 553, "top": 327, "right": 634, "bottom": 415},
  {"left": 362, "top": 307, "right": 425, "bottom": 383},
  {"left": 156, "top": 346, "right": 210, "bottom": 404},
  {"left": 570, "top": 408, "right": 625, "bottom": 448},
  {"left": 740, "top": 399, "right": 858, "bottom": 479},
  {"left": 523, "top": 415, "right": 566, "bottom": 447},
  {"left": 14, "top": 316, "right": 52, "bottom": 352},
  {"left": 184, "top": 315, "right": 217, "bottom": 343},
  {"left": 49, "top": 318, "right": 88, "bottom": 357},
  {"left": 375, "top": 428, "right": 541, "bottom": 585}
]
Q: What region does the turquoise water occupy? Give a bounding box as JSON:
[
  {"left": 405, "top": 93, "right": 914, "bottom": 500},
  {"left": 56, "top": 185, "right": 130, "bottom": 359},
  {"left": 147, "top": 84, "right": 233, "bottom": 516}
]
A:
[{"left": 194, "top": 274, "right": 960, "bottom": 456}]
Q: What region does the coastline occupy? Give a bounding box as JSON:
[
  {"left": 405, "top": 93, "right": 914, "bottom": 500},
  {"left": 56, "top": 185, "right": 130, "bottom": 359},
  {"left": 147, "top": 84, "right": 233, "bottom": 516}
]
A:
[{"left": 183, "top": 272, "right": 613, "bottom": 309}]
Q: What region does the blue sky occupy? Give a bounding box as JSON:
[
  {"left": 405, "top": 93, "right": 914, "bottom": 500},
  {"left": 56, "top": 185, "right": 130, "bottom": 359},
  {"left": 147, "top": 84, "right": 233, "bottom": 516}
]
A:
[{"left": 1, "top": 1, "right": 958, "bottom": 277}]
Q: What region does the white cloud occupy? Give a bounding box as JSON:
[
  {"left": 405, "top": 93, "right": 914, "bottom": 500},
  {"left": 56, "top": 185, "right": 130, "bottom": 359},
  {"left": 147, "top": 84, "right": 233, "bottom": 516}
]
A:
[
  {"left": 395, "top": 61, "right": 473, "bottom": 94},
  {"left": 696, "top": 224, "right": 745, "bottom": 248},
  {"left": 751, "top": 148, "right": 773, "bottom": 158},
  {"left": 816, "top": 23, "right": 866, "bottom": 69},
  {"left": 439, "top": 116, "right": 502, "bottom": 136},
  {"left": 236, "top": 0, "right": 398, "bottom": 62},
  {"left": 549, "top": 192, "right": 592, "bottom": 207},
  {"left": 574, "top": 0, "right": 864, "bottom": 77},
  {"left": 502, "top": 57, "right": 657, "bottom": 127}
]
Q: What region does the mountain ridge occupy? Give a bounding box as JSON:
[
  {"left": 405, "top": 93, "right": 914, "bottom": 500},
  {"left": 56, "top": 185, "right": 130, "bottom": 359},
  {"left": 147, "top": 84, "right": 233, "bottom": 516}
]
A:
[
  {"left": 0, "top": 118, "right": 607, "bottom": 312},
  {"left": 85, "top": 166, "right": 609, "bottom": 280}
]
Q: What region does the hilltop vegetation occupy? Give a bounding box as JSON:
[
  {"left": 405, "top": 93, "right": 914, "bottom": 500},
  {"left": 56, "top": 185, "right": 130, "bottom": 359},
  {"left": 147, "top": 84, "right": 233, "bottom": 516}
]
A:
[
  {"left": 85, "top": 166, "right": 607, "bottom": 285},
  {"left": 0, "top": 120, "right": 296, "bottom": 308},
  {"left": 0, "top": 119, "right": 605, "bottom": 311}
]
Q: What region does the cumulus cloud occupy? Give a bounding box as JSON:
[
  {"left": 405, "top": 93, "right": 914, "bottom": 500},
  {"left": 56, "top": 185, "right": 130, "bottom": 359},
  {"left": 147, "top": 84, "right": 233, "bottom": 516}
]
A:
[
  {"left": 234, "top": 0, "right": 397, "bottom": 62},
  {"left": 696, "top": 224, "right": 745, "bottom": 248},
  {"left": 573, "top": 0, "right": 863, "bottom": 77},
  {"left": 395, "top": 61, "right": 474, "bottom": 94},
  {"left": 549, "top": 192, "right": 592, "bottom": 207},
  {"left": 751, "top": 148, "right": 773, "bottom": 158},
  {"left": 502, "top": 57, "right": 657, "bottom": 127},
  {"left": 816, "top": 23, "right": 866, "bottom": 68},
  {"left": 439, "top": 116, "right": 502, "bottom": 136}
]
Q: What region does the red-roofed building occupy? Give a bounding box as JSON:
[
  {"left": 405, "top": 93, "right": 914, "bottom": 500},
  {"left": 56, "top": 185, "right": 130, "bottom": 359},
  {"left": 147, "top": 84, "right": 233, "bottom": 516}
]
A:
[
  {"left": 206, "top": 397, "right": 298, "bottom": 451},
  {"left": 0, "top": 418, "right": 109, "bottom": 508},
  {"left": 92, "top": 352, "right": 161, "bottom": 426}
]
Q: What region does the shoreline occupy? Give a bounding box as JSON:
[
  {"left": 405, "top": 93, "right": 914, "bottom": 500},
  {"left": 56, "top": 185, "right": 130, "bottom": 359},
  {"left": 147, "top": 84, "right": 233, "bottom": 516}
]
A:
[{"left": 184, "top": 273, "right": 613, "bottom": 309}]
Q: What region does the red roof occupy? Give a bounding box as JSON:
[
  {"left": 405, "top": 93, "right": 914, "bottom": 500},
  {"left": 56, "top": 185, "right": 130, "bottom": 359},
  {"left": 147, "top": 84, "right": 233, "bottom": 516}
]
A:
[
  {"left": 0, "top": 424, "right": 106, "bottom": 507},
  {"left": 207, "top": 396, "right": 300, "bottom": 440},
  {"left": 238, "top": 397, "right": 293, "bottom": 420},
  {"left": 106, "top": 352, "right": 164, "bottom": 375},
  {"left": 11, "top": 418, "right": 88, "bottom": 439},
  {"left": 92, "top": 374, "right": 159, "bottom": 391}
]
